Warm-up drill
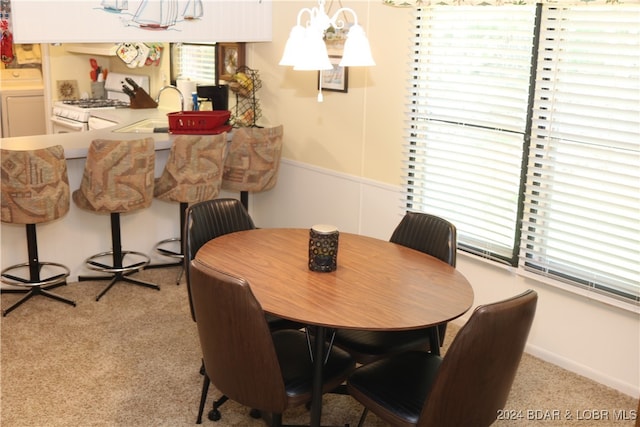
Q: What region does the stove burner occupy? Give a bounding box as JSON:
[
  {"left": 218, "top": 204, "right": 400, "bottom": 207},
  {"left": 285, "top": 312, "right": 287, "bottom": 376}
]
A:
[{"left": 62, "top": 98, "right": 129, "bottom": 109}]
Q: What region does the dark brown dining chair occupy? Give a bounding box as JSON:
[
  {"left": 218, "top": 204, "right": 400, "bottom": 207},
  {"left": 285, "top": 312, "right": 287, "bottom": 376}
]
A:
[
  {"left": 332, "top": 211, "right": 457, "bottom": 363},
  {"left": 184, "top": 198, "right": 302, "bottom": 331},
  {"left": 347, "top": 289, "right": 538, "bottom": 427},
  {"left": 189, "top": 259, "right": 355, "bottom": 427},
  {"left": 183, "top": 198, "right": 302, "bottom": 422}
]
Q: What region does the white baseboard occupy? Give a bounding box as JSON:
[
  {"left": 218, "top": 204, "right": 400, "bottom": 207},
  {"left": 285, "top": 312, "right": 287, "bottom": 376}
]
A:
[{"left": 525, "top": 343, "right": 640, "bottom": 399}]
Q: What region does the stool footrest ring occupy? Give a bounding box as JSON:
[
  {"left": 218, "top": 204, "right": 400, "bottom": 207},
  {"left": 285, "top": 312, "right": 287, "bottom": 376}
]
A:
[
  {"left": 84, "top": 251, "right": 151, "bottom": 274},
  {"left": 1, "top": 262, "right": 75, "bottom": 316},
  {"left": 154, "top": 237, "right": 184, "bottom": 260},
  {"left": 1, "top": 261, "right": 70, "bottom": 288},
  {"left": 79, "top": 251, "right": 160, "bottom": 301}
]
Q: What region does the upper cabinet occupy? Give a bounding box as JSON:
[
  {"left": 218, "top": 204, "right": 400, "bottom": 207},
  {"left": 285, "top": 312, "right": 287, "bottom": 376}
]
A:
[
  {"left": 11, "top": 0, "right": 272, "bottom": 43},
  {"left": 64, "top": 44, "right": 120, "bottom": 56}
]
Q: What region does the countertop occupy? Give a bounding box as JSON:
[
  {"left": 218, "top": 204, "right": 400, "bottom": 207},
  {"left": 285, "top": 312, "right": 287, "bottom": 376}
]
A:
[{"left": 0, "top": 107, "right": 175, "bottom": 159}]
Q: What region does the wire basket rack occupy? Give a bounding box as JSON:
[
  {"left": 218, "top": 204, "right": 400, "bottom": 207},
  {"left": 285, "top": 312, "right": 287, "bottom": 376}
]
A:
[{"left": 228, "top": 66, "right": 262, "bottom": 127}]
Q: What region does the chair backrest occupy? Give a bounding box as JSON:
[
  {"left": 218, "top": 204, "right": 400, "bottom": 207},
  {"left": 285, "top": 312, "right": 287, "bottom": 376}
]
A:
[
  {"left": 154, "top": 133, "right": 227, "bottom": 204},
  {"left": 184, "top": 198, "right": 255, "bottom": 266},
  {"left": 221, "top": 125, "right": 283, "bottom": 193},
  {"left": 183, "top": 198, "right": 256, "bottom": 320},
  {"left": 1, "top": 145, "right": 70, "bottom": 224},
  {"left": 418, "top": 290, "right": 538, "bottom": 427},
  {"left": 390, "top": 211, "right": 457, "bottom": 267},
  {"left": 189, "top": 259, "right": 288, "bottom": 413},
  {"left": 72, "top": 138, "right": 155, "bottom": 214},
  {"left": 390, "top": 211, "right": 457, "bottom": 345}
]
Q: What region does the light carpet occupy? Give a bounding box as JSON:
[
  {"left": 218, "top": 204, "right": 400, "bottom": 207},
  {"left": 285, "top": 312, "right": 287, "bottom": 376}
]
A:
[{"left": 1, "top": 266, "right": 637, "bottom": 427}]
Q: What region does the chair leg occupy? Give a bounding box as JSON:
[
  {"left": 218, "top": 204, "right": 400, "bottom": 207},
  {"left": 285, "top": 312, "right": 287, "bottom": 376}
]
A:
[
  {"left": 357, "top": 408, "right": 369, "bottom": 427},
  {"left": 196, "top": 373, "right": 210, "bottom": 424},
  {"left": 2, "top": 285, "right": 77, "bottom": 316},
  {"left": 78, "top": 213, "right": 159, "bottom": 301},
  {"left": 2, "top": 224, "right": 75, "bottom": 316},
  {"left": 429, "top": 327, "right": 441, "bottom": 356},
  {"left": 207, "top": 394, "right": 228, "bottom": 422},
  {"left": 2, "top": 281, "right": 72, "bottom": 315},
  {"left": 145, "top": 202, "right": 187, "bottom": 285},
  {"left": 197, "top": 360, "right": 230, "bottom": 424},
  {"left": 258, "top": 412, "right": 282, "bottom": 427},
  {"left": 270, "top": 413, "right": 283, "bottom": 427}
]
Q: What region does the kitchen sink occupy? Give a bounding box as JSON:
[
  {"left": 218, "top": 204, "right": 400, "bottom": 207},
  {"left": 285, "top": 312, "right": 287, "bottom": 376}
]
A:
[{"left": 113, "top": 118, "right": 169, "bottom": 133}]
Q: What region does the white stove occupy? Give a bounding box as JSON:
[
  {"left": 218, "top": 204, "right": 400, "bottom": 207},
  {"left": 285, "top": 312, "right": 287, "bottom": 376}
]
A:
[
  {"left": 51, "top": 72, "right": 149, "bottom": 133},
  {"left": 52, "top": 98, "right": 129, "bottom": 123}
]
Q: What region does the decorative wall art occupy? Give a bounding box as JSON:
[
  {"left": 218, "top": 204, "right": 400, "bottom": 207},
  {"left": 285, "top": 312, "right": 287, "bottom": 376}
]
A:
[
  {"left": 10, "top": 1, "right": 271, "bottom": 43},
  {"left": 56, "top": 80, "right": 79, "bottom": 100},
  {"left": 217, "top": 43, "right": 245, "bottom": 81},
  {"left": 318, "top": 56, "right": 348, "bottom": 93}
]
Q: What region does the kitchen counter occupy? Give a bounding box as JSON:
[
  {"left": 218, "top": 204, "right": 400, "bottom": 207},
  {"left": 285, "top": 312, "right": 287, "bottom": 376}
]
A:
[
  {"left": 1, "top": 107, "right": 237, "bottom": 285},
  {"left": 0, "top": 107, "right": 175, "bottom": 158}
]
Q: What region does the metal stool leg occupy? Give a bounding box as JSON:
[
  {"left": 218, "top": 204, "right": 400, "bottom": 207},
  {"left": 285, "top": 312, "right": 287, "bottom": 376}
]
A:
[
  {"left": 145, "top": 202, "right": 187, "bottom": 285},
  {"left": 1, "top": 224, "right": 75, "bottom": 316},
  {"left": 78, "top": 213, "right": 159, "bottom": 301}
]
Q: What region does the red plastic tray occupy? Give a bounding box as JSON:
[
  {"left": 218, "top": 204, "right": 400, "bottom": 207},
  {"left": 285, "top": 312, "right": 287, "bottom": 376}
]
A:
[
  {"left": 170, "top": 124, "right": 232, "bottom": 135},
  {"left": 167, "top": 111, "right": 231, "bottom": 134}
]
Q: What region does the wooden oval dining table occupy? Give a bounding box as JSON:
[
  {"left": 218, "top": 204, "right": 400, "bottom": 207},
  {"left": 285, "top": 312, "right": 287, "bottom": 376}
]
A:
[{"left": 194, "top": 227, "right": 474, "bottom": 427}]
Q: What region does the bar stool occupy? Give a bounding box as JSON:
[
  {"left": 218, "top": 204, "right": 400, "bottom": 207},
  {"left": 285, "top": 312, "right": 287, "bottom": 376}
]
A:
[
  {"left": 221, "top": 125, "right": 284, "bottom": 210},
  {"left": 146, "top": 133, "right": 227, "bottom": 285},
  {"left": 73, "top": 138, "right": 159, "bottom": 301},
  {"left": 1, "top": 145, "right": 76, "bottom": 316}
]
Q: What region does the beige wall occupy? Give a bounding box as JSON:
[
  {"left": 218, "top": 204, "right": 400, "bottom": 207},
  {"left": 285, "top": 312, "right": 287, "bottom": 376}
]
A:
[
  {"left": 249, "top": 1, "right": 411, "bottom": 186},
  {"left": 47, "top": 44, "right": 170, "bottom": 102}
]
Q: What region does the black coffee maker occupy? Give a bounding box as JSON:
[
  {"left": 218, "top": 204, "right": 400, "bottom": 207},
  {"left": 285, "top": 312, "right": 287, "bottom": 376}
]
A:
[{"left": 196, "top": 85, "right": 229, "bottom": 111}]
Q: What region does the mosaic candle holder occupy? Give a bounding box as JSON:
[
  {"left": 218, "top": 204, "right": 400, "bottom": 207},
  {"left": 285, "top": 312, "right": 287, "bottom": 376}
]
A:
[{"left": 308, "top": 224, "right": 339, "bottom": 272}]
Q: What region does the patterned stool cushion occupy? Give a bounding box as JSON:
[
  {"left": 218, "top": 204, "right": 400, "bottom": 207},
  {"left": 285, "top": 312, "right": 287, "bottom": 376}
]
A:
[
  {"left": 154, "top": 134, "right": 227, "bottom": 204},
  {"left": 73, "top": 138, "right": 155, "bottom": 214},
  {"left": 222, "top": 125, "right": 283, "bottom": 193},
  {"left": 1, "top": 145, "right": 70, "bottom": 225}
]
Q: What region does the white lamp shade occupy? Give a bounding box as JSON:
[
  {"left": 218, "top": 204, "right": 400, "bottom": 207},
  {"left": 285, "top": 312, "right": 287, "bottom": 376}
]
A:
[
  {"left": 279, "top": 25, "right": 306, "bottom": 66},
  {"left": 339, "top": 24, "right": 375, "bottom": 67},
  {"left": 293, "top": 27, "right": 333, "bottom": 71}
]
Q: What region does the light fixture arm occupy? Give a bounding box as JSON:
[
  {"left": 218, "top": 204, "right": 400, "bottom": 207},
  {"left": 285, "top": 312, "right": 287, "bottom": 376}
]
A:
[
  {"left": 296, "top": 0, "right": 358, "bottom": 33},
  {"left": 279, "top": 0, "right": 375, "bottom": 101},
  {"left": 330, "top": 7, "right": 359, "bottom": 29}
]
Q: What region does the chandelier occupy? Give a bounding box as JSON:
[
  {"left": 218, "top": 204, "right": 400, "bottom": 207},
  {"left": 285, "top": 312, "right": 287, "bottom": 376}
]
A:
[{"left": 279, "top": 0, "right": 375, "bottom": 71}]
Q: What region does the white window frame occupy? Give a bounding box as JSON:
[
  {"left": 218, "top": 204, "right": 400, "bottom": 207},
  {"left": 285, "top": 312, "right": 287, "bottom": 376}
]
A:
[
  {"left": 404, "top": 4, "right": 640, "bottom": 311},
  {"left": 170, "top": 43, "right": 217, "bottom": 85}
]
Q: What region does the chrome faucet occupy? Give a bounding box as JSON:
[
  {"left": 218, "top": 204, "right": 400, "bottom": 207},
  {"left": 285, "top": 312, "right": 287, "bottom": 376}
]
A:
[{"left": 156, "top": 85, "right": 185, "bottom": 111}]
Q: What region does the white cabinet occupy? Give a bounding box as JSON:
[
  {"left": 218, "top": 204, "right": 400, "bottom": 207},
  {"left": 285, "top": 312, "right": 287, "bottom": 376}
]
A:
[
  {"left": 1, "top": 92, "right": 46, "bottom": 138},
  {"left": 0, "top": 69, "right": 46, "bottom": 138},
  {"left": 64, "top": 44, "right": 119, "bottom": 56},
  {"left": 12, "top": 1, "right": 272, "bottom": 43}
]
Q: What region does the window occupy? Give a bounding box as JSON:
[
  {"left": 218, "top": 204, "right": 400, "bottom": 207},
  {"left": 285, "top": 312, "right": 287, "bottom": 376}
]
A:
[
  {"left": 405, "top": 4, "right": 640, "bottom": 306},
  {"left": 170, "top": 43, "right": 216, "bottom": 84}
]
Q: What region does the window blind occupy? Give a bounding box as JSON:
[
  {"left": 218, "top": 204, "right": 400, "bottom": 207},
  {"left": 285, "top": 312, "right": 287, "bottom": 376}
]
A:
[
  {"left": 171, "top": 43, "right": 216, "bottom": 84},
  {"left": 405, "top": 4, "right": 640, "bottom": 305},
  {"left": 521, "top": 6, "right": 640, "bottom": 302},
  {"left": 405, "top": 6, "right": 537, "bottom": 264}
]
